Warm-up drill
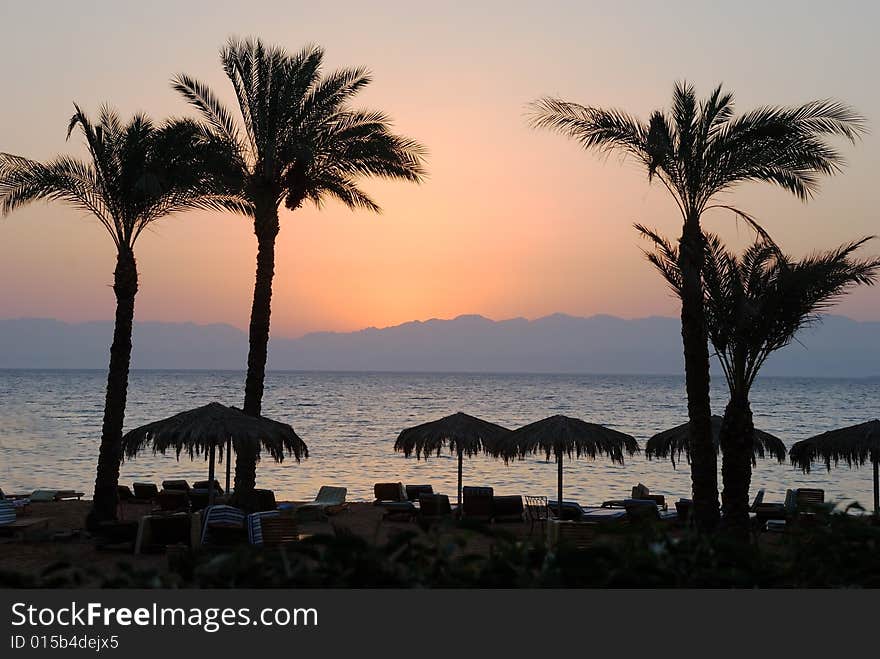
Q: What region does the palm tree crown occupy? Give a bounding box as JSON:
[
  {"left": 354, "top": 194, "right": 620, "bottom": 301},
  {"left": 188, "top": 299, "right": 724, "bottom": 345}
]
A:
[
  {"left": 530, "top": 83, "right": 865, "bottom": 222},
  {"left": 172, "top": 38, "right": 427, "bottom": 223},
  {"left": 0, "top": 105, "right": 236, "bottom": 246},
  {"left": 639, "top": 227, "right": 880, "bottom": 395}
]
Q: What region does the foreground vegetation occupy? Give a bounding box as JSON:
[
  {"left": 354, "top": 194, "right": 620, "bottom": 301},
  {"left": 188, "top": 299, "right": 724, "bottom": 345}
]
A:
[{"left": 4, "top": 510, "right": 878, "bottom": 588}]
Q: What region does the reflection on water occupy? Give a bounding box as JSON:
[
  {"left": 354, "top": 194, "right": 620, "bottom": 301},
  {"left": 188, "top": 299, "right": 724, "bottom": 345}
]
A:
[{"left": 0, "top": 370, "right": 877, "bottom": 507}]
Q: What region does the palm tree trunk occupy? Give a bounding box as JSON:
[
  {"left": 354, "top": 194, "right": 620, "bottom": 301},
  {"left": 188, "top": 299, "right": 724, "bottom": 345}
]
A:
[
  {"left": 86, "top": 248, "right": 138, "bottom": 531},
  {"left": 678, "top": 219, "right": 719, "bottom": 531},
  {"left": 237, "top": 203, "right": 280, "bottom": 496},
  {"left": 719, "top": 395, "right": 754, "bottom": 540}
]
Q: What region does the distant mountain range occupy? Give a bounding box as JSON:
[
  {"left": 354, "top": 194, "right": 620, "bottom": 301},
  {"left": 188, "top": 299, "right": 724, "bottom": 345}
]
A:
[{"left": 0, "top": 314, "right": 877, "bottom": 377}]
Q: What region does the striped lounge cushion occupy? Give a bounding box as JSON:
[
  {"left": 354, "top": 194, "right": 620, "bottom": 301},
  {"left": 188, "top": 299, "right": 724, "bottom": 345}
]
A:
[
  {"left": 0, "top": 499, "right": 16, "bottom": 526},
  {"left": 247, "top": 511, "right": 281, "bottom": 545},
  {"left": 200, "top": 505, "right": 246, "bottom": 544}
]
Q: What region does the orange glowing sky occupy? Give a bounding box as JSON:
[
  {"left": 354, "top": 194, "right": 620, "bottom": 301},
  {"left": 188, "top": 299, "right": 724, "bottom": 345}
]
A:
[{"left": 1, "top": 2, "right": 878, "bottom": 337}]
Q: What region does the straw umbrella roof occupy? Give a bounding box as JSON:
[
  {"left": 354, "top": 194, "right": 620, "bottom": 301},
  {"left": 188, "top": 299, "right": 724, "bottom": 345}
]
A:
[
  {"left": 645, "top": 415, "right": 786, "bottom": 467},
  {"left": 489, "top": 414, "right": 639, "bottom": 463},
  {"left": 394, "top": 411, "right": 509, "bottom": 459},
  {"left": 122, "top": 402, "right": 308, "bottom": 463},
  {"left": 789, "top": 419, "right": 880, "bottom": 472}
]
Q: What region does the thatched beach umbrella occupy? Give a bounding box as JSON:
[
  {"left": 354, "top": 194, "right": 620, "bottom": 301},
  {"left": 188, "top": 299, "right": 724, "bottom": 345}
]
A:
[
  {"left": 122, "top": 402, "right": 307, "bottom": 505},
  {"left": 645, "top": 415, "right": 786, "bottom": 468},
  {"left": 489, "top": 414, "right": 639, "bottom": 510},
  {"left": 394, "top": 412, "right": 510, "bottom": 506},
  {"left": 789, "top": 420, "right": 880, "bottom": 515}
]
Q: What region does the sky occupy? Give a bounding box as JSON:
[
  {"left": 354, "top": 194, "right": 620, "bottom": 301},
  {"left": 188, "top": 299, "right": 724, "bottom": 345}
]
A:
[{"left": 1, "top": 1, "right": 878, "bottom": 337}]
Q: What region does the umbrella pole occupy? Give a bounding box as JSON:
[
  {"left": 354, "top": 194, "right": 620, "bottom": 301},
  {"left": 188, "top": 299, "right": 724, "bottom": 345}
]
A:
[
  {"left": 225, "top": 436, "right": 232, "bottom": 495},
  {"left": 208, "top": 443, "right": 216, "bottom": 508},
  {"left": 557, "top": 451, "right": 563, "bottom": 518},
  {"left": 457, "top": 449, "right": 463, "bottom": 510},
  {"left": 873, "top": 454, "right": 878, "bottom": 517}
]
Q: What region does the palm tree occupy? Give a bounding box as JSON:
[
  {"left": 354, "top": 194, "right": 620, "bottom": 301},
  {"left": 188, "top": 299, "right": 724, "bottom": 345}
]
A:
[
  {"left": 530, "top": 83, "right": 865, "bottom": 529},
  {"left": 640, "top": 226, "right": 879, "bottom": 537},
  {"left": 0, "top": 106, "right": 237, "bottom": 529},
  {"left": 172, "top": 38, "right": 426, "bottom": 497}
]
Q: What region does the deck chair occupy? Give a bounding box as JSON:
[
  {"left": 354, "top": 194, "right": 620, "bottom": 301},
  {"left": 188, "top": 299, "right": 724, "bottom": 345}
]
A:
[
  {"left": 548, "top": 500, "right": 586, "bottom": 521},
  {"left": 157, "top": 490, "right": 190, "bottom": 513},
  {"left": 28, "top": 490, "right": 56, "bottom": 503},
  {"left": 297, "top": 486, "right": 347, "bottom": 520},
  {"left": 751, "top": 489, "right": 787, "bottom": 525},
  {"left": 374, "top": 482, "right": 406, "bottom": 504},
  {"left": 525, "top": 496, "right": 549, "bottom": 536},
  {"left": 162, "top": 480, "right": 191, "bottom": 493},
  {"left": 247, "top": 510, "right": 281, "bottom": 545},
  {"left": 493, "top": 495, "right": 524, "bottom": 523},
  {"left": 193, "top": 480, "right": 223, "bottom": 494},
  {"left": 462, "top": 486, "right": 494, "bottom": 521},
  {"left": 795, "top": 488, "right": 825, "bottom": 511},
  {"left": 405, "top": 484, "right": 433, "bottom": 501},
  {"left": 624, "top": 499, "right": 662, "bottom": 522},
  {"left": 0, "top": 499, "right": 15, "bottom": 527},
  {"left": 200, "top": 505, "right": 246, "bottom": 546},
  {"left": 132, "top": 482, "right": 160, "bottom": 502},
  {"left": 418, "top": 493, "right": 453, "bottom": 525}
]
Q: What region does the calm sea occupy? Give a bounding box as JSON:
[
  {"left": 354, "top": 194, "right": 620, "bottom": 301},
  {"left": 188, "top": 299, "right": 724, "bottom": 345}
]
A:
[{"left": 0, "top": 370, "right": 877, "bottom": 508}]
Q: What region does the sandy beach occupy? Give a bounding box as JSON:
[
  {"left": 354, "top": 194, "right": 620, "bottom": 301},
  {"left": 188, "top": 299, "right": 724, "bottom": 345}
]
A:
[{"left": 0, "top": 499, "right": 548, "bottom": 585}]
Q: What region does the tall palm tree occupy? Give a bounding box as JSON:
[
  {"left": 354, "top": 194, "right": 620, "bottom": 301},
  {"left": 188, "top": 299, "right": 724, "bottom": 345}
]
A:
[
  {"left": 530, "top": 83, "right": 865, "bottom": 529},
  {"left": 0, "top": 106, "right": 237, "bottom": 529},
  {"left": 173, "top": 38, "right": 426, "bottom": 497},
  {"left": 640, "top": 226, "right": 879, "bottom": 537}
]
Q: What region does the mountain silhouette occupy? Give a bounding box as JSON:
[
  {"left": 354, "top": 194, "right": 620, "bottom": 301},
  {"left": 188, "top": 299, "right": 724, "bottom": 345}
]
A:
[{"left": 0, "top": 314, "right": 876, "bottom": 377}]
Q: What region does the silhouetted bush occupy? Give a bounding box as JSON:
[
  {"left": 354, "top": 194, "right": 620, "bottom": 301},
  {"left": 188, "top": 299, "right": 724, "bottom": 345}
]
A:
[{"left": 3, "top": 511, "right": 879, "bottom": 588}]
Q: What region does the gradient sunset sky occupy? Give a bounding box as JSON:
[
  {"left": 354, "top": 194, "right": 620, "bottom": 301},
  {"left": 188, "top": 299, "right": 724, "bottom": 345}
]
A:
[{"left": 1, "top": 1, "right": 878, "bottom": 337}]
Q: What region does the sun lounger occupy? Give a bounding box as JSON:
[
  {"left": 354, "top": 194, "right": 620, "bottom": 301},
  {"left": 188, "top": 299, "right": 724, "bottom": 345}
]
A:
[
  {"left": 189, "top": 481, "right": 226, "bottom": 512},
  {"left": 132, "top": 482, "right": 160, "bottom": 502},
  {"left": 296, "top": 486, "right": 347, "bottom": 520},
  {"left": 0, "top": 499, "right": 16, "bottom": 526},
  {"left": 580, "top": 507, "right": 628, "bottom": 522},
  {"left": 548, "top": 500, "right": 586, "bottom": 520},
  {"left": 493, "top": 495, "right": 524, "bottom": 523},
  {"left": 28, "top": 489, "right": 84, "bottom": 502},
  {"left": 157, "top": 489, "right": 190, "bottom": 513},
  {"left": 162, "top": 480, "right": 191, "bottom": 492},
  {"left": 2, "top": 490, "right": 31, "bottom": 515},
  {"left": 193, "top": 480, "right": 223, "bottom": 494},
  {"left": 252, "top": 489, "right": 277, "bottom": 512},
  {"left": 418, "top": 493, "right": 453, "bottom": 524},
  {"left": 134, "top": 513, "right": 196, "bottom": 554},
  {"left": 405, "top": 484, "right": 433, "bottom": 501},
  {"left": 550, "top": 500, "right": 628, "bottom": 523},
  {"left": 795, "top": 488, "right": 825, "bottom": 511},
  {"left": 374, "top": 482, "right": 415, "bottom": 519},
  {"left": 462, "top": 486, "right": 494, "bottom": 521},
  {"left": 247, "top": 511, "right": 281, "bottom": 545},
  {"left": 374, "top": 482, "right": 407, "bottom": 504},
  {"left": 200, "top": 505, "right": 247, "bottom": 546},
  {"left": 0, "top": 500, "right": 51, "bottom": 538}
]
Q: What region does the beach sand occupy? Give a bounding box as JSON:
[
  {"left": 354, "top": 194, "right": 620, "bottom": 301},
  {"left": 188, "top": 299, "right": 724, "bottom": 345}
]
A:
[{"left": 0, "top": 500, "right": 537, "bottom": 584}]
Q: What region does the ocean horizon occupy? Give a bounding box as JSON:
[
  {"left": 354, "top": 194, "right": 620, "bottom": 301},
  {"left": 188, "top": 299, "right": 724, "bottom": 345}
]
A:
[{"left": 2, "top": 368, "right": 877, "bottom": 508}]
